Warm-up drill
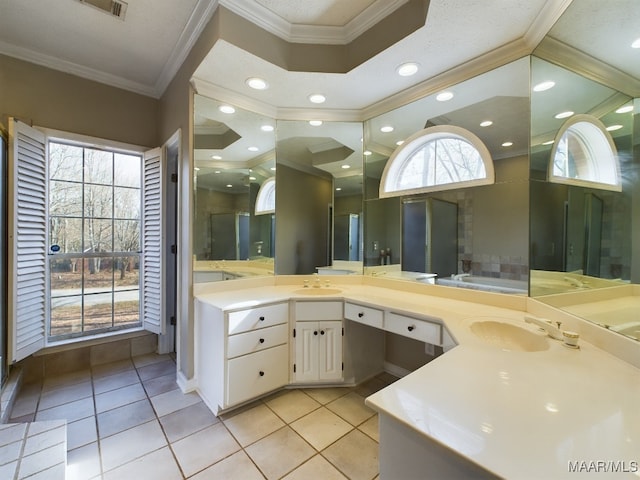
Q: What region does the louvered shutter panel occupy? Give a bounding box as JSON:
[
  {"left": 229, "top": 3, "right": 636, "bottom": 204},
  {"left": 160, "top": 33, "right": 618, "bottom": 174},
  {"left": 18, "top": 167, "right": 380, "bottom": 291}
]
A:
[
  {"left": 8, "top": 119, "right": 47, "bottom": 362},
  {"left": 141, "top": 147, "right": 165, "bottom": 334}
]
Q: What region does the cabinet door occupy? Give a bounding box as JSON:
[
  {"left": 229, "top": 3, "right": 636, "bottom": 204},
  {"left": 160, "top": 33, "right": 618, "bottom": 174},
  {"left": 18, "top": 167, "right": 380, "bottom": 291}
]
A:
[
  {"left": 319, "top": 321, "right": 343, "bottom": 382},
  {"left": 294, "top": 321, "right": 319, "bottom": 382}
]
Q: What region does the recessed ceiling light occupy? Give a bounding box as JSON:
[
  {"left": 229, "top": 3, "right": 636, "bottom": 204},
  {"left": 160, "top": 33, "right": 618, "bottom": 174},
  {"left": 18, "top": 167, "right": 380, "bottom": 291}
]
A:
[
  {"left": 335, "top": 187, "right": 342, "bottom": 191},
  {"left": 555, "top": 111, "right": 574, "bottom": 119},
  {"left": 542, "top": 140, "right": 554, "bottom": 145},
  {"left": 246, "top": 77, "right": 268, "bottom": 90},
  {"left": 436, "top": 91, "right": 454, "bottom": 102},
  {"left": 211, "top": 155, "right": 222, "bottom": 160},
  {"left": 631, "top": 38, "right": 640, "bottom": 49},
  {"left": 606, "top": 124, "right": 623, "bottom": 131},
  {"left": 248, "top": 146, "right": 259, "bottom": 152},
  {"left": 396, "top": 140, "right": 404, "bottom": 146},
  {"left": 308, "top": 94, "right": 326, "bottom": 104},
  {"left": 380, "top": 126, "right": 394, "bottom": 133},
  {"left": 341, "top": 165, "right": 350, "bottom": 169},
  {"left": 502, "top": 141, "right": 513, "bottom": 147},
  {"left": 194, "top": 167, "right": 200, "bottom": 171},
  {"left": 616, "top": 105, "right": 634, "bottom": 114},
  {"left": 480, "top": 120, "right": 493, "bottom": 127},
  {"left": 261, "top": 125, "right": 274, "bottom": 132},
  {"left": 214, "top": 170, "right": 221, "bottom": 174},
  {"left": 397, "top": 62, "right": 419, "bottom": 76},
  {"left": 533, "top": 81, "right": 555, "bottom": 92},
  {"left": 219, "top": 105, "right": 235, "bottom": 114},
  {"left": 226, "top": 184, "right": 233, "bottom": 188},
  {"left": 363, "top": 150, "right": 372, "bottom": 156},
  {"left": 309, "top": 120, "right": 323, "bottom": 126}
]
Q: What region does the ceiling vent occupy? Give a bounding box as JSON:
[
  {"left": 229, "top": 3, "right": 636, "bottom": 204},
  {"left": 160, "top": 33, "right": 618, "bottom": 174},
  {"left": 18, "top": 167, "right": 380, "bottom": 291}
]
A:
[{"left": 78, "top": 0, "right": 128, "bottom": 20}]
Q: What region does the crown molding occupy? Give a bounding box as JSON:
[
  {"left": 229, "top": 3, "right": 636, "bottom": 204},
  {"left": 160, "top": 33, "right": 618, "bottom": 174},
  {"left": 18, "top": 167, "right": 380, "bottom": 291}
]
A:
[
  {"left": 534, "top": 37, "right": 640, "bottom": 98},
  {"left": 191, "top": 77, "right": 278, "bottom": 118},
  {"left": 155, "top": 0, "right": 219, "bottom": 97},
  {"left": 0, "top": 40, "right": 157, "bottom": 97},
  {"left": 523, "top": 0, "right": 573, "bottom": 50},
  {"left": 219, "top": 0, "right": 408, "bottom": 45}
]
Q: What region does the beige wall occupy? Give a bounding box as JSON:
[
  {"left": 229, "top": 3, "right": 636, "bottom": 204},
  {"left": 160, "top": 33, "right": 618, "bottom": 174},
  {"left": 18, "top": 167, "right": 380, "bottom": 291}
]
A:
[{"left": 0, "top": 54, "right": 158, "bottom": 147}]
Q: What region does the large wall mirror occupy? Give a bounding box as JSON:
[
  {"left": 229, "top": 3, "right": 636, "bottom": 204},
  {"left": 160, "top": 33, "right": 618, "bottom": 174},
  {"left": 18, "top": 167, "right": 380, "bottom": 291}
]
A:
[
  {"left": 529, "top": 0, "right": 639, "bottom": 341},
  {"left": 193, "top": 94, "right": 276, "bottom": 282},
  {"left": 363, "top": 58, "right": 530, "bottom": 293},
  {"left": 275, "top": 120, "right": 363, "bottom": 275}
]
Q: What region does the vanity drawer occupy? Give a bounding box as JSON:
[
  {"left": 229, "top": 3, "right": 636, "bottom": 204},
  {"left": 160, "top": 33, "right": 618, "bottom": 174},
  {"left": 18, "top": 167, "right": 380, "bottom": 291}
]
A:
[
  {"left": 228, "top": 302, "right": 288, "bottom": 335},
  {"left": 385, "top": 312, "right": 442, "bottom": 345},
  {"left": 227, "top": 324, "right": 288, "bottom": 359},
  {"left": 294, "top": 301, "right": 343, "bottom": 321},
  {"left": 344, "top": 302, "right": 383, "bottom": 329},
  {"left": 226, "top": 344, "right": 288, "bottom": 407}
]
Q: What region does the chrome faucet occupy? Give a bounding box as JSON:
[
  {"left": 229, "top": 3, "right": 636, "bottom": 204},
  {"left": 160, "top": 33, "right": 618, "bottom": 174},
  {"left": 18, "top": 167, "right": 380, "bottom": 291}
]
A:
[
  {"left": 524, "top": 315, "right": 563, "bottom": 340},
  {"left": 452, "top": 273, "right": 471, "bottom": 281}
]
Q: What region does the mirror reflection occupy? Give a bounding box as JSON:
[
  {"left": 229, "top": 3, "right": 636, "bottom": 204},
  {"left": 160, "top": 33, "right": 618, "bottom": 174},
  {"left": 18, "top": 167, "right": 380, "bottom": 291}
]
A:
[
  {"left": 363, "top": 58, "right": 530, "bottom": 293},
  {"left": 275, "top": 120, "right": 363, "bottom": 275},
  {"left": 193, "top": 94, "right": 276, "bottom": 282}
]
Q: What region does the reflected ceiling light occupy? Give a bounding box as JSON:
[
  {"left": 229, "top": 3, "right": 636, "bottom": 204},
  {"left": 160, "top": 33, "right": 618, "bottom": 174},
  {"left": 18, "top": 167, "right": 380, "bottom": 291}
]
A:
[
  {"left": 502, "top": 141, "right": 513, "bottom": 147},
  {"left": 248, "top": 146, "right": 259, "bottom": 152},
  {"left": 554, "top": 111, "right": 574, "bottom": 119},
  {"left": 480, "top": 120, "right": 493, "bottom": 127},
  {"left": 249, "top": 176, "right": 256, "bottom": 181},
  {"left": 341, "top": 165, "right": 350, "bottom": 169},
  {"left": 226, "top": 184, "right": 233, "bottom": 188},
  {"left": 214, "top": 170, "right": 221, "bottom": 174},
  {"left": 436, "top": 91, "right": 454, "bottom": 102},
  {"left": 211, "top": 155, "right": 222, "bottom": 160},
  {"left": 194, "top": 167, "right": 200, "bottom": 171},
  {"left": 606, "top": 124, "right": 623, "bottom": 131},
  {"left": 218, "top": 105, "right": 235, "bottom": 114},
  {"left": 616, "top": 105, "right": 634, "bottom": 114},
  {"left": 309, "top": 120, "right": 323, "bottom": 126},
  {"left": 632, "top": 38, "right": 640, "bottom": 48},
  {"left": 270, "top": 167, "right": 276, "bottom": 171},
  {"left": 363, "top": 150, "right": 372, "bottom": 156},
  {"left": 246, "top": 77, "right": 268, "bottom": 90},
  {"left": 308, "top": 94, "right": 326, "bottom": 104},
  {"left": 397, "top": 62, "right": 419, "bottom": 76},
  {"left": 380, "top": 125, "right": 394, "bottom": 133},
  {"left": 396, "top": 140, "right": 404, "bottom": 146},
  {"left": 261, "top": 125, "right": 274, "bottom": 132},
  {"left": 335, "top": 187, "right": 342, "bottom": 191},
  {"left": 533, "top": 81, "right": 555, "bottom": 92},
  {"left": 542, "top": 140, "right": 554, "bottom": 145},
  {"left": 545, "top": 402, "right": 559, "bottom": 413}
]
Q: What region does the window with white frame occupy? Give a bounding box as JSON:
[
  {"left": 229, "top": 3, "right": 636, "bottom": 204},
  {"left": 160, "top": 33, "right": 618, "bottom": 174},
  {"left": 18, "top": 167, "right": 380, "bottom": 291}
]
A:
[
  {"left": 379, "top": 125, "right": 494, "bottom": 197},
  {"left": 7, "top": 119, "right": 165, "bottom": 362},
  {"left": 48, "top": 141, "right": 143, "bottom": 339}
]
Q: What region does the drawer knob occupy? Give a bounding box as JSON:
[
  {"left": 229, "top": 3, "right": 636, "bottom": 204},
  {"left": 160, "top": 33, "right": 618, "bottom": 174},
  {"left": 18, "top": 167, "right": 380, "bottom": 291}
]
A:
[
  {"left": 358, "top": 312, "right": 364, "bottom": 318},
  {"left": 259, "top": 371, "right": 265, "bottom": 376},
  {"left": 314, "top": 331, "right": 318, "bottom": 335},
  {"left": 408, "top": 325, "right": 415, "bottom": 332},
  {"left": 259, "top": 338, "right": 265, "bottom": 344},
  {"left": 259, "top": 316, "right": 265, "bottom": 321},
  {"left": 320, "top": 330, "right": 325, "bottom": 335}
]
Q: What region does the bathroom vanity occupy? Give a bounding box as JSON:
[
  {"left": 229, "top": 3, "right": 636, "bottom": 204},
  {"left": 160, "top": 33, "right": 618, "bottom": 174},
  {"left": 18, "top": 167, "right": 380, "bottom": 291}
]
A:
[{"left": 194, "top": 276, "right": 640, "bottom": 479}]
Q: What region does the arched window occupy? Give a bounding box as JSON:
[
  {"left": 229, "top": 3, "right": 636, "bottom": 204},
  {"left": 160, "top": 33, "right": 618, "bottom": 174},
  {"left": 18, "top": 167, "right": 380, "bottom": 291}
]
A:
[
  {"left": 379, "top": 125, "right": 494, "bottom": 197},
  {"left": 549, "top": 114, "right": 621, "bottom": 191},
  {"left": 255, "top": 177, "right": 275, "bottom": 215}
]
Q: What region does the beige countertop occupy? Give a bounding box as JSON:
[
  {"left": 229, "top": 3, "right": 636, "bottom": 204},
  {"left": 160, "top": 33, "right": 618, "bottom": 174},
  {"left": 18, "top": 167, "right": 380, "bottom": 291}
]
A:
[{"left": 194, "top": 276, "right": 640, "bottom": 479}]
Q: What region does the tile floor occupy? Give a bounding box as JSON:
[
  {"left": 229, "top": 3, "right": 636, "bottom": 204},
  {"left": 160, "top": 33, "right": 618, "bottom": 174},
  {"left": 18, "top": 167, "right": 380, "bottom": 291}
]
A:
[{"left": 8, "top": 354, "right": 398, "bottom": 479}]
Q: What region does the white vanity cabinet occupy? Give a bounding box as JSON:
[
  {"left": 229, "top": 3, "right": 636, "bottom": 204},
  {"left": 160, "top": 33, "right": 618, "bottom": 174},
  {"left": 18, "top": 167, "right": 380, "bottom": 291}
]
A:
[
  {"left": 385, "top": 311, "right": 442, "bottom": 346},
  {"left": 293, "top": 301, "right": 344, "bottom": 383},
  {"left": 195, "top": 299, "right": 289, "bottom": 415}
]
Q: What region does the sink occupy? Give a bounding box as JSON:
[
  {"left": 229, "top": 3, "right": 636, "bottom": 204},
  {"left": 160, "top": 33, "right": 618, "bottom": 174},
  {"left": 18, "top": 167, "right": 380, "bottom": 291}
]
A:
[
  {"left": 293, "top": 288, "right": 343, "bottom": 296},
  {"left": 469, "top": 320, "right": 549, "bottom": 352}
]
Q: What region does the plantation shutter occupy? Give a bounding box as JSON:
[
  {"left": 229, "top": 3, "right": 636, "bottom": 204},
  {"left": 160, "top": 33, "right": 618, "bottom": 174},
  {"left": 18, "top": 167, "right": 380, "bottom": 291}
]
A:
[
  {"left": 141, "top": 147, "right": 165, "bottom": 334},
  {"left": 8, "top": 119, "right": 47, "bottom": 362}
]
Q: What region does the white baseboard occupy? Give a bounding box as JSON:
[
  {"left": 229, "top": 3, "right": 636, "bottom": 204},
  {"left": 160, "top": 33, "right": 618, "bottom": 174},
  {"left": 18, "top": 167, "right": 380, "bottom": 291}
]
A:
[
  {"left": 176, "top": 370, "right": 197, "bottom": 393},
  {"left": 383, "top": 361, "right": 411, "bottom": 378}
]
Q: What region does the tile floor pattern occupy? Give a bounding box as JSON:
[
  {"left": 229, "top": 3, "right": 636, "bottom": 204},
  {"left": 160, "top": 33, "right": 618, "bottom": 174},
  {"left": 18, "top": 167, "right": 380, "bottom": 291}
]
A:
[{"left": 9, "top": 354, "right": 398, "bottom": 479}]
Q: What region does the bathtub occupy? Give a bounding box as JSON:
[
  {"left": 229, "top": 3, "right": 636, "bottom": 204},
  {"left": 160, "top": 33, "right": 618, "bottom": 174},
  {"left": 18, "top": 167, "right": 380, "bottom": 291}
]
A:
[{"left": 436, "top": 275, "right": 528, "bottom": 295}]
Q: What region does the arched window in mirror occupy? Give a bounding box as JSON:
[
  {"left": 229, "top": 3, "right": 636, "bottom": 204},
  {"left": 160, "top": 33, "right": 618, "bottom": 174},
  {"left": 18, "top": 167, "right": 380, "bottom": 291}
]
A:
[
  {"left": 255, "top": 177, "right": 275, "bottom": 215},
  {"left": 549, "top": 114, "right": 621, "bottom": 191},
  {"left": 379, "top": 125, "right": 494, "bottom": 198}
]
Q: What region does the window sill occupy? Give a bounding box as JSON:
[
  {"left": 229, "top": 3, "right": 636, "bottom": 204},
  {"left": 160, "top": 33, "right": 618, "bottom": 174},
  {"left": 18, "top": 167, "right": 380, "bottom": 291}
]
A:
[{"left": 36, "top": 328, "right": 151, "bottom": 356}]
